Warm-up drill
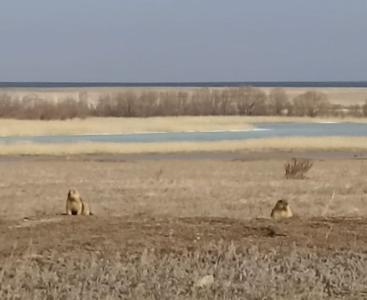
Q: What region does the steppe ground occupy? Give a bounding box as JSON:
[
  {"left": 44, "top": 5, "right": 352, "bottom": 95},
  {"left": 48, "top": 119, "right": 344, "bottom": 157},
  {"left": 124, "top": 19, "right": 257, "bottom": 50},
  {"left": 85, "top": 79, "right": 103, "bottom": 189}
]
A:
[{"left": 1, "top": 151, "right": 367, "bottom": 299}]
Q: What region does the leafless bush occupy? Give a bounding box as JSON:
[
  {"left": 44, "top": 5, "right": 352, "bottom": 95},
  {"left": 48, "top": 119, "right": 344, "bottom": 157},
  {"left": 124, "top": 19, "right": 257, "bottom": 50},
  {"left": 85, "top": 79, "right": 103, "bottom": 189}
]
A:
[
  {"left": 284, "top": 158, "right": 313, "bottom": 179},
  {"left": 0, "top": 87, "right": 362, "bottom": 119},
  {"left": 348, "top": 104, "right": 364, "bottom": 117},
  {"left": 0, "top": 94, "right": 92, "bottom": 120},
  {"left": 0, "top": 94, "right": 18, "bottom": 117},
  {"left": 292, "top": 91, "right": 330, "bottom": 117},
  {"left": 363, "top": 100, "right": 367, "bottom": 117},
  {"left": 233, "top": 87, "right": 268, "bottom": 115},
  {"left": 159, "top": 90, "right": 188, "bottom": 116},
  {"left": 268, "top": 88, "right": 291, "bottom": 115}
]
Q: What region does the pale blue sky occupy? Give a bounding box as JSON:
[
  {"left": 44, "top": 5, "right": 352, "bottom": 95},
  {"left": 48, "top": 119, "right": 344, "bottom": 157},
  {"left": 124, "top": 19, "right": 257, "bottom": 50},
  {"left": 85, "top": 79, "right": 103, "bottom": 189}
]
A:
[{"left": 0, "top": 0, "right": 366, "bottom": 82}]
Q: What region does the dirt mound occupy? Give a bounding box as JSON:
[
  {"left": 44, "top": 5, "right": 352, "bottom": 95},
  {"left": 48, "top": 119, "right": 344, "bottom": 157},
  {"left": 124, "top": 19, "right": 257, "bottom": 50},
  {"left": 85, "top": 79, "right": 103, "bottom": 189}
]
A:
[{"left": 1, "top": 215, "right": 367, "bottom": 258}]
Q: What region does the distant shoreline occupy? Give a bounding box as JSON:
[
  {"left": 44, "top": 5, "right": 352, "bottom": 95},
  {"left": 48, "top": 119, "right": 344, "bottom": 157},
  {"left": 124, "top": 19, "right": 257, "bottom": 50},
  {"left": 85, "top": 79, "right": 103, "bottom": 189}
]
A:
[{"left": 2, "top": 81, "right": 367, "bottom": 88}]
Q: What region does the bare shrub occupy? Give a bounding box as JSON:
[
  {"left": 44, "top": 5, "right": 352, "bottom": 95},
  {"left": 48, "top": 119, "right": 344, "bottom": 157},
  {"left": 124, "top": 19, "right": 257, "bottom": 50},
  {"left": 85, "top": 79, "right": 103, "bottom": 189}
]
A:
[
  {"left": 332, "top": 104, "right": 350, "bottom": 117},
  {"left": 0, "top": 87, "right": 361, "bottom": 119},
  {"left": 348, "top": 104, "right": 364, "bottom": 117},
  {"left": 0, "top": 94, "right": 93, "bottom": 120},
  {"left": 363, "top": 100, "right": 367, "bottom": 117},
  {"left": 177, "top": 91, "right": 191, "bottom": 115},
  {"left": 111, "top": 92, "right": 138, "bottom": 117},
  {"left": 190, "top": 88, "right": 213, "bottom": 115},
  {"left": 0, "top": 93, "right": 18, "bottom": 117},
  {"left": 95, "top": 94, "right": 116, "bottom": 117},
  {"left": 219, "top": 89, "right": 236, "bottom": 115},
  {"left": 292, "top": 91, "right": 330, "bottom": 117},
  {"left": 284, "top": 158, "right": 313, "bottom": 179},
  {"left": 268, "top": 88, "right": 290, "bottom": 115},
  {"left": 56, "top": 98, "right": 90, "bottom": 120},
  {"left": 158, "top": 91, "right": 183, "bottom": 116},
  {"left": 233, "top": 87, "right": 267, "bottom": 115}
]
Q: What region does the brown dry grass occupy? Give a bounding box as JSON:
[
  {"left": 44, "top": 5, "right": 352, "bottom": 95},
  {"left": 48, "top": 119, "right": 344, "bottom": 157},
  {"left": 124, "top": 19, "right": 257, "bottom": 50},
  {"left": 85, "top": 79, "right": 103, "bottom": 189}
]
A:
[
  {"left": 0, "top": 116, "right": 255, "bottom": 137},
  {"left": 1, "top": 157, "right": 366, "bottom": 220},
  {"left": 2, "top": 241, "right": 367, "bottom": 299},
  {"left": 1, "top": 155, "right": 367, "bottom": 299},
  {"left": 0, "top": 136, "right": 367, "bottom": 155}
]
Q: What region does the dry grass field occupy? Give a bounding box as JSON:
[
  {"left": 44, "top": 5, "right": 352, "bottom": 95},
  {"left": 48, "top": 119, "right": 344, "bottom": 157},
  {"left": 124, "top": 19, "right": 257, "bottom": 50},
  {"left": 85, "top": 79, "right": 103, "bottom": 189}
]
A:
[
  {"left": 1, "top": 153, "right": 367, "bottom": 298},
  {"left": 0, "top": 116, "right": 255, "bottom": 137},
  {"left": 1, "top": 136, "right": 367, "bottom": 156},
  {"left": 2, "top": 154, "right": 367, "bottom": 220}
]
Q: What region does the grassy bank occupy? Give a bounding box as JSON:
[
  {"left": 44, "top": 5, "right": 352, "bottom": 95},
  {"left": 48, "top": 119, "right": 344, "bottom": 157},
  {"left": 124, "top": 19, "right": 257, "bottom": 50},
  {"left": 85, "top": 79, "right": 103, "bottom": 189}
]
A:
[
  {"left": 1, "top": 136, "right": 367, "bottom": 155},
  {"left": 0, "top": 116, "right": 254, "bottom": 137},
  {"left": 1, "top": 116, "right": 367, "bottom": 137}
]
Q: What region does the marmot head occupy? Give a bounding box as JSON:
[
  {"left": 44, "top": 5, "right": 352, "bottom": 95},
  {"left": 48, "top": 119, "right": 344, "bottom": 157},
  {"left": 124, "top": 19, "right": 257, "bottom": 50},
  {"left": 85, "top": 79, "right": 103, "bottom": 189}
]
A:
[
  {"left": 67, "top": 189, "right": 81, "bottom": 201},
  {"left": 274, "top": 199, "right": 289, "bottom": 210}
]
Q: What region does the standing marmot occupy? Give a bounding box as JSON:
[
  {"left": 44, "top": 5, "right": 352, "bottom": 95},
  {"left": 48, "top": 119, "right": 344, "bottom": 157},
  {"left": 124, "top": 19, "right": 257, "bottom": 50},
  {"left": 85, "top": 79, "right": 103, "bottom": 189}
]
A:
[
  {"left": 270, "top": 199, "right": 293, "bottom": 220},
  {"left": 66, "top": 189, "right": 92, "bottom": 216}
]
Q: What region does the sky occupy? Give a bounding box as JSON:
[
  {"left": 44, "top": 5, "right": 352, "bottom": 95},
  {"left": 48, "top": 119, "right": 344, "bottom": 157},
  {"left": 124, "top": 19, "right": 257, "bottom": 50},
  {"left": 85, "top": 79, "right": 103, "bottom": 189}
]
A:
[{"left": 0, "top": 0, "right": 366, "bottom": 82}]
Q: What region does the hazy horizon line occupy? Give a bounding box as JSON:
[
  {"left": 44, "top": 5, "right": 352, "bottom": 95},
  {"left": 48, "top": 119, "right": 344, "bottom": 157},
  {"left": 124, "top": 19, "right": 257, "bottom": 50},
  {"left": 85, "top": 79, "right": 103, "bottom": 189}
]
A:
[{"left": 1, "top": 81, "right": 367, "bottom": 88}]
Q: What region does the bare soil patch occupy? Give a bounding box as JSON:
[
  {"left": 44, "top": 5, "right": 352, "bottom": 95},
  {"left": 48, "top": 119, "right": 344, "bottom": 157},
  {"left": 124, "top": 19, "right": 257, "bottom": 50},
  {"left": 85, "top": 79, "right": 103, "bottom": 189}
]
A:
[{"left": 1, "top": 215, "right": 367, "bottom": 257}]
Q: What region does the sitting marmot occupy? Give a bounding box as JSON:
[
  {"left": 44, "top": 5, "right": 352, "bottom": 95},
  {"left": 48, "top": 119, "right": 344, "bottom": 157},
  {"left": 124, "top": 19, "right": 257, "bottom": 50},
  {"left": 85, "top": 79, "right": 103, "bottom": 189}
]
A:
[
  {"left": 66, "top": 189, "right": 92, "bottom": 216},
  {"left": 270, "top": 199, "right": 293, "bottom": 220}
]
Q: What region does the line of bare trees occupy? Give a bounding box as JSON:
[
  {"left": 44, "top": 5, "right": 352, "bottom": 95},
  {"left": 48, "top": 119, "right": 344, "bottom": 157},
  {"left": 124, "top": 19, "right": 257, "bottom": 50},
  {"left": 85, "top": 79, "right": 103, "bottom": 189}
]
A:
[{"left": 0, "top": 88, "right": 366, "bottom": 120}]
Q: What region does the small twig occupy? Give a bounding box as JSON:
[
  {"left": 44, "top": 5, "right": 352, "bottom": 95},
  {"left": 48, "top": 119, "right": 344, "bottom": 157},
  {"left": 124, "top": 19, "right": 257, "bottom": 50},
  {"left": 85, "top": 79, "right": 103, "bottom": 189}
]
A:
[
  {"left": 325, "top": 224, "right": 333, "bottom": 241},
  {"left": 322, "top": 191, "right": 335, "bottom": 217}
]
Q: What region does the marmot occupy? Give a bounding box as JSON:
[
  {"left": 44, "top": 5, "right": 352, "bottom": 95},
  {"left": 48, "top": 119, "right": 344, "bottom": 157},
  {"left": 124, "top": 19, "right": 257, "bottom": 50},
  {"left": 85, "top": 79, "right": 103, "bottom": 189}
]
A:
[
  {"left": 66, "top": 189, "right": 92, "bottom": 216},
  {"left": 270, "top": 199, "right": 293, "bottom": 220}
]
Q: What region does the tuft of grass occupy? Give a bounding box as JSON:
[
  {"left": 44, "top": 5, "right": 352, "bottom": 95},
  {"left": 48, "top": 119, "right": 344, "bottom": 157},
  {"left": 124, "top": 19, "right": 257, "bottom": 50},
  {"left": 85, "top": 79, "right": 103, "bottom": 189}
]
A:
[{"left": 285, "top": 158, "right": 313, "bottom": 179}]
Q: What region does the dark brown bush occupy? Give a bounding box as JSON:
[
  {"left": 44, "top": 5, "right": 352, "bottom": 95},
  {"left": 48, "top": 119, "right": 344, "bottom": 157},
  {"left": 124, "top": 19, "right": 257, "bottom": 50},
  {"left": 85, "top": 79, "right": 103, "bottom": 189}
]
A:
[{"left": 284, "top": 158, "right": 313, "bottom": 179}]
